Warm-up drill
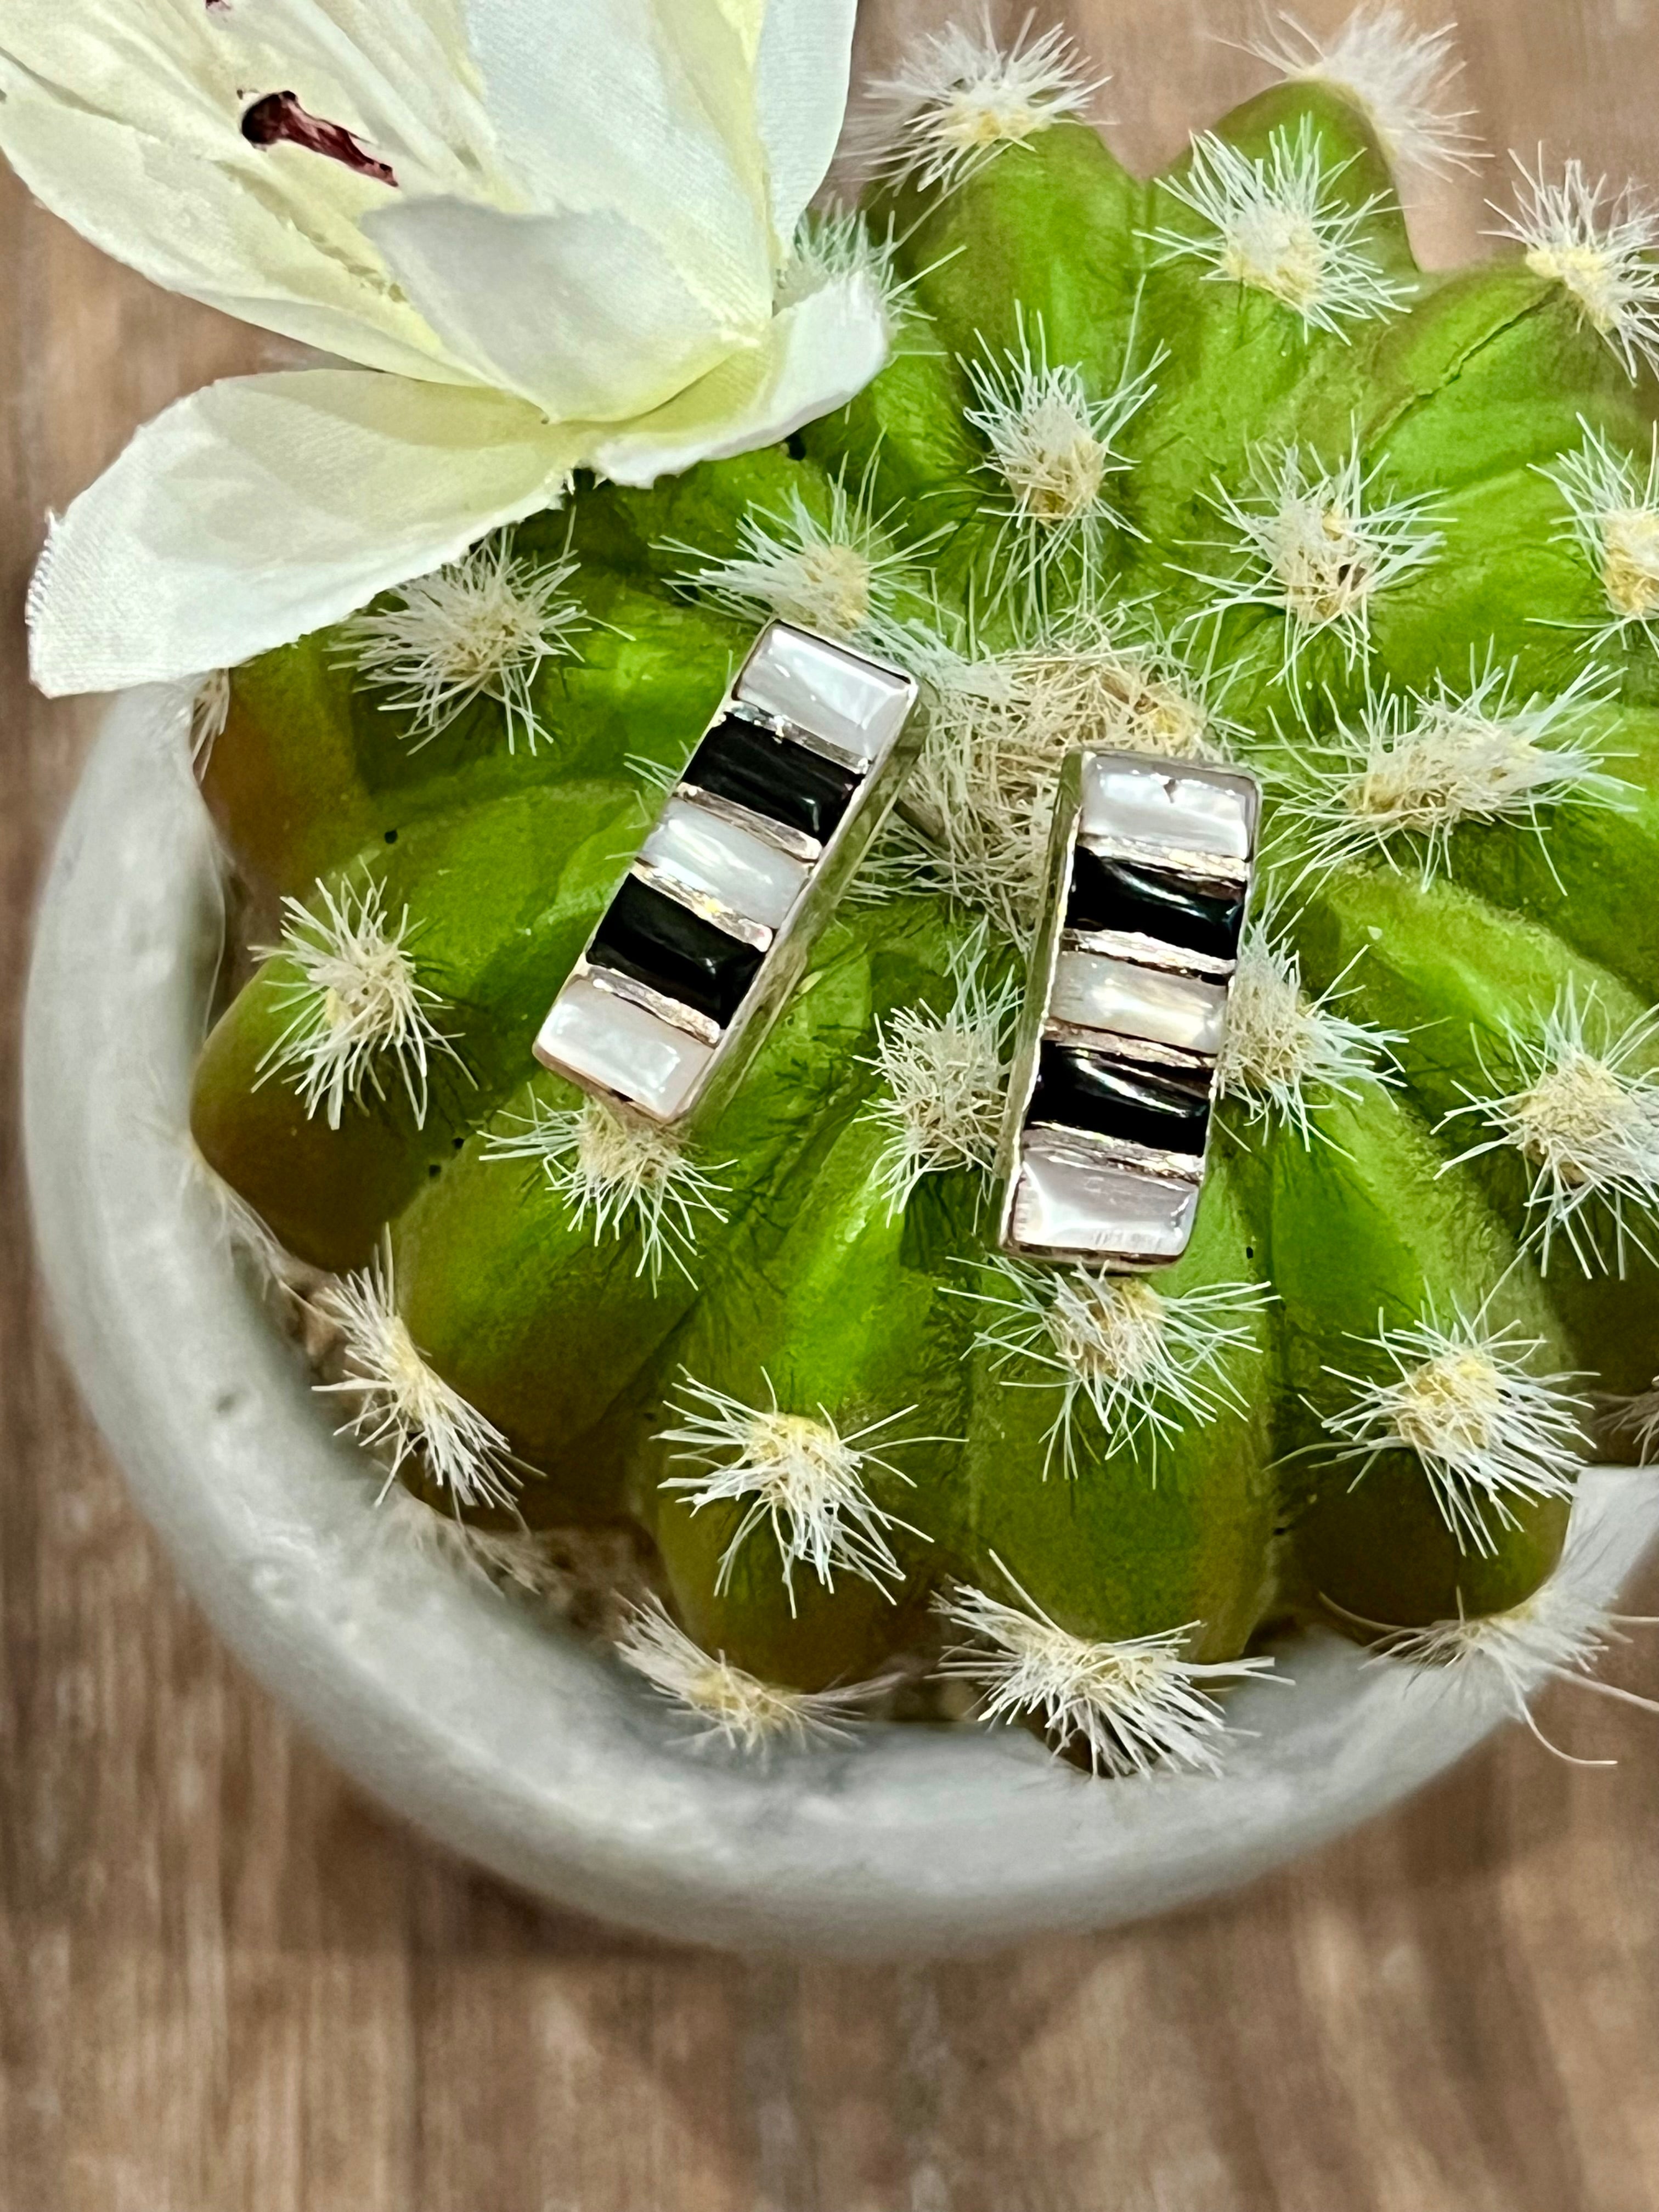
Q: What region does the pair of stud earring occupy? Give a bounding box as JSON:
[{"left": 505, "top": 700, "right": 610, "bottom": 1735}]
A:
[{"left": 535, "top": 622, "right": 1259, "bottom": 1272}]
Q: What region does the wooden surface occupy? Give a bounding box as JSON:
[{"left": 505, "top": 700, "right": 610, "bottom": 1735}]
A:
[{"left": 7, "top": 3, "right": 1659, "bottom": 2206}]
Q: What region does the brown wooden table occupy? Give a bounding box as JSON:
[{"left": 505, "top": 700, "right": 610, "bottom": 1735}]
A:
[{"left": 7, "top": 4, "right": 1659, "bottom": 2205}]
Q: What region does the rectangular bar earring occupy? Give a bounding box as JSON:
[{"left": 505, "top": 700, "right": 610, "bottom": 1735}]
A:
[
  {"left": 534, "top": 621, "right": 921, "bottom": 1130},
  {"left": 995, "top": 747, "right": 1261, "bottom": 1269}
]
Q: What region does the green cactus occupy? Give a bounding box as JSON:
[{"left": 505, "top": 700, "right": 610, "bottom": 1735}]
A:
[{"left": 190, "top": 48, "right": 1659, "bottom": 1771}]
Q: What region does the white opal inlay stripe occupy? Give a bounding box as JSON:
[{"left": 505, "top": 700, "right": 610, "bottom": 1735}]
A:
[
  {"left": 1080, "top": 755, "right": 1258, "bottom": 864},
  {"left": 640, "top": 796, "right": 809, "bottom": 933},
  {"left": 1049, "top": 949, "right": 1229, "bottom": 1059},
  {"left": 737, "top": 625, "right": 912, "bottom": 767},
  {"left": 535, "top": 974, "right": 714, "bottom": 1121},
  {"left": 1011, "top": 1130, "right": 1200, "bottom": 1261}
]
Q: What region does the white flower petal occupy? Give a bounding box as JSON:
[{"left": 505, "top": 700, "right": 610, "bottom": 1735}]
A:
[
  {"left": 1, "top": 0, "right": 498, "bottom": 196},
  {"left": 365, "top": 196, "right": 735, "bottom": 422},
  {"left": 28, "top": 370, "right": 578, "bottom": 695},
  {"left": 589, "top": 273, "right": 889, "bottom": 487},
  {"left": 754, "top": 0, "right": 860, "bottom": 244},
  {"left": 0, "top": 42, "right": 461, "bottom": 382},
  {"left": 458, "top": 0, "right": 774, "bottom": 328},
  {"left": 210, "top": 0, "right": 502, "bottom": 200},
  {"left": 0, "top": 4, "right": 247, "bottom": 156}
]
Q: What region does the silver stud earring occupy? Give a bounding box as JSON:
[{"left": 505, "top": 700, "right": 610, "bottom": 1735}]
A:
[
  {"left": 535, "top": 622, "right": 921, "bottom": 1129},
  {"left": 995, "top": 746, "right": 1260, "bottom": 1268}
]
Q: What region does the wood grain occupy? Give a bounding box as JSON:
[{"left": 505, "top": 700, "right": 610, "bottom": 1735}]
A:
[{"left": 6, "top": 4, "right": 1659, "bottom": 2207}]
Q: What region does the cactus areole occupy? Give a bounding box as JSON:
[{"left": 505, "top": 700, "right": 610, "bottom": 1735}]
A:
[{"left": 187, "top": 54, "right": 1659, "bottom": 1775}]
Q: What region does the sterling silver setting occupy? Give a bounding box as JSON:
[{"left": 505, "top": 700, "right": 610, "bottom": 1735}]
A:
[
  {"left": 535, "top": 622, "right": 921, "bottom": 1130},
  {"left": 995, "top": 747, "right": 1261, "bottom": 1269}
]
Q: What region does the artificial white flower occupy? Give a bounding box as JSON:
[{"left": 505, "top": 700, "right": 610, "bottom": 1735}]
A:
[{"left": 2, "top": 0, "right": 886, "bottom": 694}]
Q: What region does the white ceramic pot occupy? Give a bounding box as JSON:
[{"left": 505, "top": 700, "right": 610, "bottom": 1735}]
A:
[{"left": 24, "top": 690, "right": 1659, "bottom": 1957}]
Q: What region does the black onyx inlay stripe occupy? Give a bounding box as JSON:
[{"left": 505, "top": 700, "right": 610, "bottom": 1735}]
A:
[
  {"left": 1027, "top": 1041, "right": 1211, "bottom": 1158},
  {"left": 590, "top": 875, "right": 763, "bottom": 1029},
  {"left": 1066, "top": 845, "right": 1244, "bottom": 963},
  {"left": 686, "top": 713, "right": 861, "bottom": 844}
]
